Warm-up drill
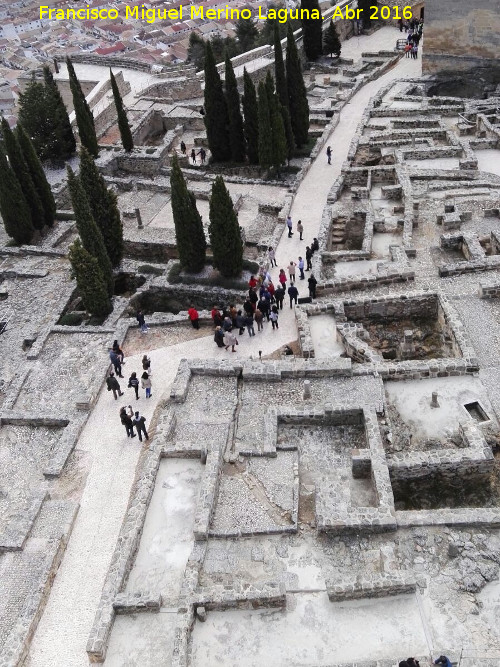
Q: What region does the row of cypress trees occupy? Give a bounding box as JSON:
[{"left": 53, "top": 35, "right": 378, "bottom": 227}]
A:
[
  {"left": 203, "top": 22, "right": 309, "bottom": 170},
  {"left": 67, "top": 148, "right": 124, "bottom": 317},
  {"left": 18, "top": 60, "right": 133, "bottom": 163},
  {"left": 0, "top": 119, "right": 56, "bottom": 244},
  {"left": 170, "top": 155, "right": 243, "bottom": 278}
]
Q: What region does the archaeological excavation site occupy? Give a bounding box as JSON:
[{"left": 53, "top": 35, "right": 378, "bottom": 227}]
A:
[{"left": 2, "top": 0, "right": 500, "bottom": 665}]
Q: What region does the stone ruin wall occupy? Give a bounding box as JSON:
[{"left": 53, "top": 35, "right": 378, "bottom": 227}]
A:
[{"left": 423, "top": 0, "right": 500, "bottom": 77}]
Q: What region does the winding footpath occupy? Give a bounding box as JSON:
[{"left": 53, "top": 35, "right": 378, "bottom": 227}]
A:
[{"left": 27, "top": 26, "right": 421, "bottom": 666}]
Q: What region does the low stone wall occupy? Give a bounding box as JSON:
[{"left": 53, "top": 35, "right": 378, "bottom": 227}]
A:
[
  {"left": 479, "top": 279, "right": 500, "bottom": 299},
  {"left": 388, "top": 421, "right": 494, "bottom": 482},
  {"left": 326, "top": 572, "right": 417, "bottom": 602}
]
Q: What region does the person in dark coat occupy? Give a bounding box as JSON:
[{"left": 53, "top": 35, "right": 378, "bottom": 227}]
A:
[
  {"left": 308, "top": 274, "right": 317, "bottom": 299},
  {"left": 214, "top": 326, "right": 225, "bottom": 347},
  {"left": 274, "top": 286, "right": 285, "bottom": 310},
  {"left": 248, "top": 288, "right": 258, "bottom": 310},
  {"left": 128, "top": 371, "right": 140, "bottom": 400},
  {"left": 311, "top": 238, "right": 319, "bottom": 253},
  {"left": 112, "top": 339, "right": 124, "bottom": 362},
  {"left": 109, "top": 350, "right": 123, "bottom": 377},
  {"left": 106, "top": 372, "right": 124, "bottom": 400},
  {"left": 137, "top": 310, "right": 148, "bottom": 332},
  {"left": 243, "top": 299, "right": 253, "bottom": 317},
  {"left": 305, "top": 246, "right": 313, "bottom": 271},
  {"left": 120, "top": 406, "right": 136, "bottom": 438},
  {"left": 288, "top": 283, "right": 298, "bottom": 308},
  {"left": 257, "top": 296, "right": 270, "bottom": 321},
  {"left": 133, "top": 412, "right": 149, "bottom": 442},
  {"left": 235, "top": 310, "right": 246, "bottom": 335}
]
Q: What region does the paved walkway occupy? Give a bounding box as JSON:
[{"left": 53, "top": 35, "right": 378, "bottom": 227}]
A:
[{"left": 27, "top": 27, "right": 421, "bottom": 667}]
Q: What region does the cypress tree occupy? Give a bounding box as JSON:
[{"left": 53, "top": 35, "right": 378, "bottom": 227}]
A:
[
  {"left": 273, "top": 21, "right": 288, "bottom": 110},
  {"left": 79, "top": 147, "right": 124, "bottom": 267},
  {"left": 67, "top": 166, "right": 113, "bottom": 295},
  {"left": 18, "top": 78, "right": 49, "bottom": 160},
  {"left": 110, "top": 69, "right": 133, "bottom": 152},
  {"left": 16, "top": 124, "right": 56, "bottom": 228},
  {"left": 170, "top": 154, "right": 206, "bottom": 272},
  {"left": 0, "top": 146, "right": 34, "bottom": 245},
  {"left": 224, "top": 54, "right": 246, "bottom": 163},
  {"left": 208, "top": 175, "right": 243, "bottom": 277},
  {"left": 257, "top": 80, "right": 273, "bottom": 170},
  {"left": 43, "top": 66, "right": 76, "bottom": 158},
  {"left": 67, "top": 57, "right": 99, "bottom": 158},
  {"left": 265, "top": 74, "right": 287, "bottom": 174},
  {"left": 286, "top": 24, "right": 310, "bottom": 147},
  {"left": 301, "top": 0, "right": 323, "bottom": 61},
  {"left": 323, "top": 20, "right": 342, "bottom": 57},
  {"left": 203, "top": 42, "right": 231, "bottom": 162},
  {"left": 242, "top": 69, "right": 259, "bottom": 165},
  {"left": 2, "top": 117, "right": 45, "bottom": 230},
  {"left": 69, "top": 239, "right": 112, "bottom": 317}
]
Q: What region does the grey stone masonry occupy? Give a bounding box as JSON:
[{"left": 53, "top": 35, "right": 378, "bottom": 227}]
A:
[
  {"left": 388, "top": 420, "right": 494, "bottom": 482},
  {"left": 193, "top": 581, "right": 286, "bottom": 611},
  {"left": 326, "top": 572, "right": 417, "bottom": 602},
  {"left": 479, "top": 279, "right": 500, "bottom": 299},
  {"left": 396, "top": 508, "right": 500, "bottom": 529},
  {"left": 0, "top": 491, "right": 47, "bottom": 552},
  {"left": 315, "top": 406, "right": 397, "bottom": 535},
  {"left": 86, "top": 445, "right": 162, "bottom": 662},
  {"left": 112, "top": 592, "right": 161, "bottom": 614}
]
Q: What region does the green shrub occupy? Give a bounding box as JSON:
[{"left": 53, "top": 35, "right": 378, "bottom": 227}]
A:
[
  {"left": 168, "top": 261, "right": 249, "bottom": 291},
  {"left": 137, "top": 264, "right": 164, "bottom": 275},
  {"left": 58, "top": 312, "right": 85, "bottom": 326}
]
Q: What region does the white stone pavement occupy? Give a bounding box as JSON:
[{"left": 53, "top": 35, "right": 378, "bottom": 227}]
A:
[{"left": 27, "top": 27, "right": 421, "bottom": 666}]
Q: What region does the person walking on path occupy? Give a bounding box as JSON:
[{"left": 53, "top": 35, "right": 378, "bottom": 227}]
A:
[
  {"left": 214, "top": 326, "right": 225, "bottom": 348},
  {"left": 288, "top": 283, "right": 298, "bottom": 308},
  {"left": 268, "top": 246, "right": 277, "bottom": 267},
  {"left": 278, "top": 269, "right": 287, "bottom": 291},
  {"left": 258, "top": 296, "right": 270, "bottom": 322},
  {"left": 235, "top": 310, "right": 246, "bottom": 335},
  {"left": 326, "top": 146, "right": 332, "bottom": 165},
  {"left": 109, "top": 350, "right": 123, "bottom": 378},
  {"left": 141, "top": 371, "right": 152, "bottom": 398},
  {"left": 120, "top": 406, "right": 136, "bottom": 438},
  {"left": 298, "top": 257, "right": 305, "bottom": 280},
  {"left": 306, "top": 246, "right": 313, "bottom": 271},
  {"left": 211, "top": 306, "right": 222, "bottom": 328},
  {"left": 188, "top": 305, "right": 200, "bottom": 329},
  {"left": 137, "top": 310, "right": 148, "bottom": 333},
  {"left": 297, "top": 220, "right": 304, "bottom": 240},
  {"left": 112, "top": 340, "right": 125, "bottom": 363},
  {"left": 127, "top": 372, "right": 140, "bottom": 400},
  {"left": 308, "top": 273, "right": 318, "bottom": 299},
  {"left": 133, "top": 412, "right": 149, "bottom": 442},
  {"left": 286, "top": 215, "right": 293, "bottom": 237},
  {"left": 191, "top": 148, "right": 196, "bottom": 164},
  {"left": 142, "top": 355, "right": 151, "bottom": 375},
  {"left": 223, "top": 329, "right": 238, "bottom": 352},
  {"left": 106, "top": 372, "right": 124, "bottom": 400},
  {"left": 197, "top": 147, "right": 206, "bottom": 164},
  {"left": 243, "top": 298, "right": 253, "bottom": 317},
  {"left": 274, "top": 285, "right": 285, "bottom": 310},
  {"left": 248, "top": 275, "right": 258, "bottom": 290},
  {"left": 254, "top": 307, "right": 264, "bottom": 332},
  {"left": 244, "top": 312, "right": 255, "bottom": 336},
  {"left": 288, "top": 261, "right": 296, "bottom": 282},
  {"left": 270, "top": 305, "right": 279, "bottom": 330},
  {"left": 180, "top": 140, "right": 186, "bottom": 155},
  {"left": 249, "top": 288, "right": 258, "bottom": 311}
]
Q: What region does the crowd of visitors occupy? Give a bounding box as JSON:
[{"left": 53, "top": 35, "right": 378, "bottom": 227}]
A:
[
  {"left": 402, "top": 17, "right": 423, "bottom": 58},
  {"left": 105, "top": 340, "right": 153, "bottom": 438}
]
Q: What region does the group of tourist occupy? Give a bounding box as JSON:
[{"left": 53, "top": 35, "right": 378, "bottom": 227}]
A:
[
  {"left": 398, "top": 655, "right": 451, "bottom": 667},
  {"left": 179, "top": 140, "right": 206, "bottom": 165},
  {"left": 402, "top": 18, "right": 423, "bottom": 59},
  {"left": 106, "top": 341, "right": 154, "bottom": 439}
]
